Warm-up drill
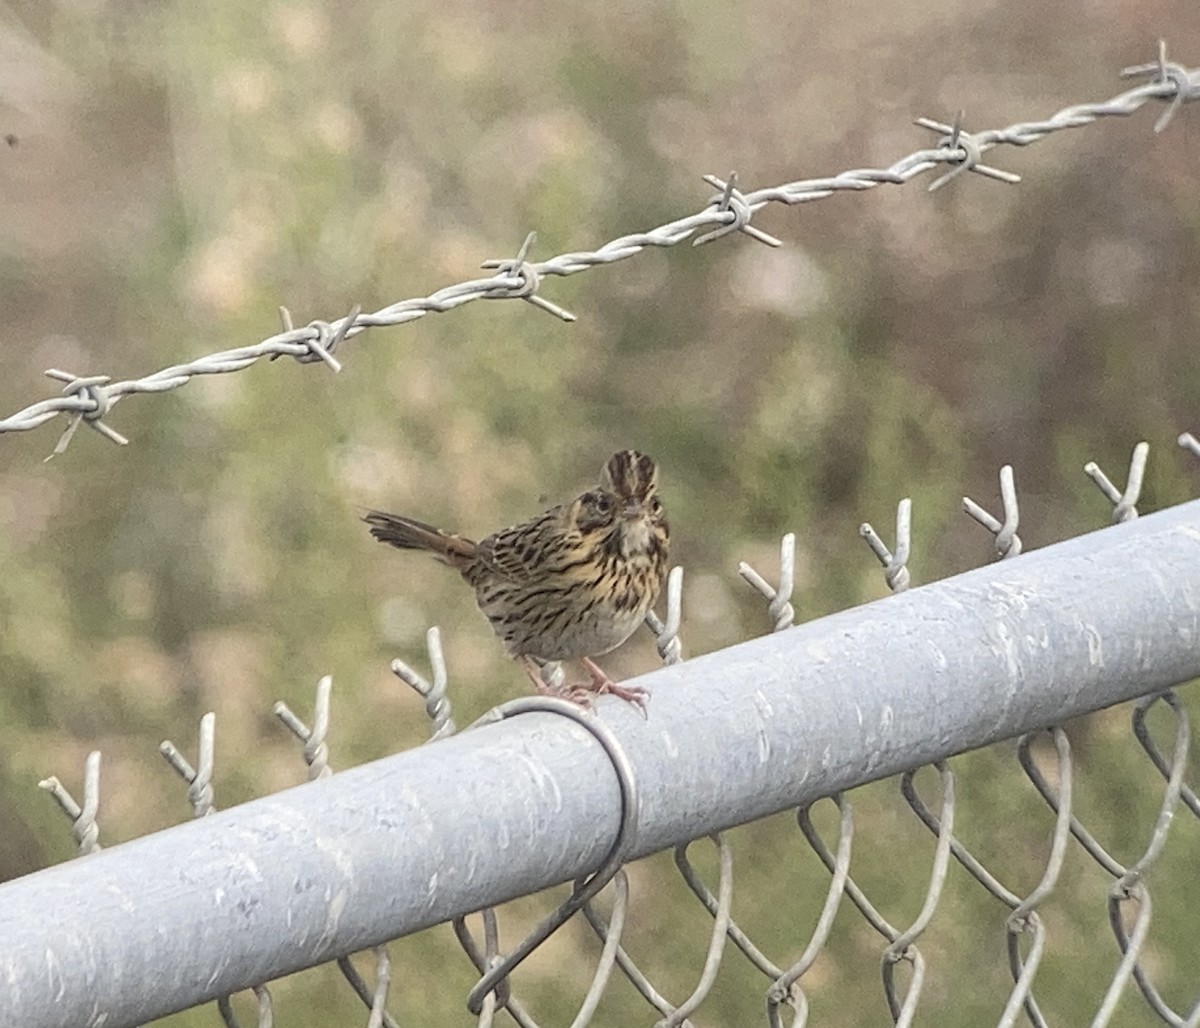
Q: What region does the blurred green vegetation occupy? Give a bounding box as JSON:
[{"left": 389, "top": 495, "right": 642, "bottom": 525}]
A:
[{"left": 2, "top": 1, "right": 1200, "bottom": 1024}]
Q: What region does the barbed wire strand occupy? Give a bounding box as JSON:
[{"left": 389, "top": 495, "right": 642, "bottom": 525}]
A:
[
  {"left": 2, "top": 45, "right": 1196, "bottom": 457},
  {"left": 273, "top": 678, "right": 400, "bottom": 1028},
  {"left": 160, "top": 714, "right": 274, "bottom": 1028}
]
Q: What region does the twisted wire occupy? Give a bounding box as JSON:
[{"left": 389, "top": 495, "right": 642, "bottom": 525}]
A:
[{"left": 1, "top": 46, "right": 1195, "bottom": 456}]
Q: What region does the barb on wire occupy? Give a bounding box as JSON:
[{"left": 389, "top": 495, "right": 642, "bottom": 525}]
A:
[
  {"left": 41, "top": 369, "right": 129, "bottom": 461},
  {"left": 38, "top": 750, "right": 103, "bottom": 856},
  {"left": 480, "top": 232, "right": 577, "bottom": 322},
  {"left": 738, "top": 534, "right": 796, "bottom": 632},
  {"left": 268, "top": 305, "right": 357, "bottom": 371},
  {"left": 693, "top": 172, "right": 782, "bottom": 248},
  {"left": 3, "top": 49, "right": 1196, "bottom": 452},
  {"left": 915, "top": 111, "right": 1021, "bottom": 192},
  {"left": 963, "top": 465, "right": 1022, "bottom": 559},
  {"left": 1085, "top": 441, "right": 1148, "bottom": 523},
  {"left": 860, "top": 498, "right": 912, "bottom": 592},
  {"left": 644, "top": 565, "right": 684, "bottom": 663},
  {"left": 391, "top": 627, "right": 457, "bottom": 739},
  {"left": 1121, "top": 40, "right": 1200, "bottom": 133}
]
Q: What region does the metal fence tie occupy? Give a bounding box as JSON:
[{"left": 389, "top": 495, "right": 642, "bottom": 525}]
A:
[{"left": 462, "top": 696, "right": 641, "bottom": 1016}]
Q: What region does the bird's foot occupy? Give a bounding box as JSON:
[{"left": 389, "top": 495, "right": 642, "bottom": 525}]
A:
[
  {"left": 519, "top": 656, "right": 648, "bottom": 717},
  {"left": 579, "top": 657, "right": 649, "bottom": 718},
  {"left": 520, "top": 657, "right": 596, "bottom": 711}
]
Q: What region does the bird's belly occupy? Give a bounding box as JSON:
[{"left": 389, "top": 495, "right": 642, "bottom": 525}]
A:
[
  {"left": 476, "top": 584, "right": 653, "bottom": 662},
  {"left": 528, "top": 605, "right": 649, "bottom": 661}
]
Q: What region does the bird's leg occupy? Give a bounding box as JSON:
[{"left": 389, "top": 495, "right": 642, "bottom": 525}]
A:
[
  {"left": 519, "top": 656, "right": 594, "bottom": 710},
  {"left": 579, "top": 656, "right": 649, "bottom": 718}
]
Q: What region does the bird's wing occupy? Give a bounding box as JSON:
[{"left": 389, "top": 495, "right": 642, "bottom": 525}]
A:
[{"left": 475, "top": 507, "right": 563, "bottom": 582}]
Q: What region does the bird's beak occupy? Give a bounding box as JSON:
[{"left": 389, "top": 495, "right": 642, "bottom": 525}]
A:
[{"left": 621, "top": 500, "right": 643, "bottom": 520}]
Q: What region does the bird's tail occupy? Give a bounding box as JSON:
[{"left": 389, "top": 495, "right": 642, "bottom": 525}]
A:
[{"left": 363, "top": 510, "right": 478, "bottom": 567}]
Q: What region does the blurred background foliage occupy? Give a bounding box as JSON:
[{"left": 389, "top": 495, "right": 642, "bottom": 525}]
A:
[{"left": 2, "top": 0, "right": 1199, "bottom": 1024}]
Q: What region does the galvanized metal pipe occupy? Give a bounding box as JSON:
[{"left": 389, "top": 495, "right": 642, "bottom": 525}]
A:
[{"left": 3, "top": 500, "right": 1199, "bottom": 1027}]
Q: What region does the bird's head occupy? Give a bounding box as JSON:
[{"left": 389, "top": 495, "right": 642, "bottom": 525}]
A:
[{"left": 575, "top": 450, "right": 667, "bottom": 557}]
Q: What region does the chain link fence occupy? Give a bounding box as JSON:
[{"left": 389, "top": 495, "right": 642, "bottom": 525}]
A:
[{"left": 2, "top": 44, "right": 1200, "bottom": 1028}]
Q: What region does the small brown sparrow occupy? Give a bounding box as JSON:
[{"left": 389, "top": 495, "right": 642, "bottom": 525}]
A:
[{"left": 364, "top": 450, "right": 669, "bottom": 712}]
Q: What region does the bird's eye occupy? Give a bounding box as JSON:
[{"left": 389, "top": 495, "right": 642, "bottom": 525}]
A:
[
  {"left": 648, "top": 496, "right": 663, "bottom": 515},
  {"left": 594, "top": 493, "right": 612, "bottom": 514}
]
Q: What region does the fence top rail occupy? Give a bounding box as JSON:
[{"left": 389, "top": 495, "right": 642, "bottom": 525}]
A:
[{"left": 3, "top": 497, "right": 1199, "bottom": 1028}]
